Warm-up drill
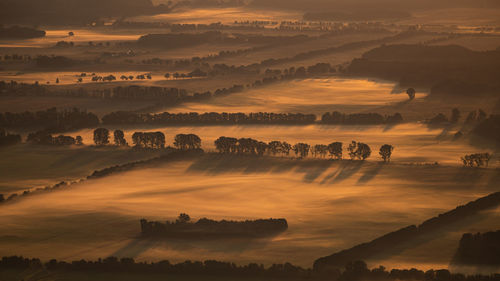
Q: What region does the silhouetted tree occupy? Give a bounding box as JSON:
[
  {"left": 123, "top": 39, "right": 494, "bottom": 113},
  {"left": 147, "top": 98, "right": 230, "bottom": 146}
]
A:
[
  {"left": 328, "top": 142, "right": 342, "bottom": 160},
  {"left": 93, "top": 128, "right": 110, "bottom": 146},
  {"left": 348, "top": 141, "right": 371, "bottom": 160},
  {"left": 293, "top": 143, "right": 310, "bottom": 158},
  {"left": 113, "top": 130, "right": 127, "bottom": 146},
  {"left": 174, "top": 134, "right": 201, "bottom": 150},
  {"left": 75, "top": 136, "right": 83, "bottom": 145},
  {"left": 379, "top": 144, "right": 394, "bottom": 162},
  {"left": 177, "top": 213, "right": 191, "bottom": 223},
  {"left": 312, "top": 144, "right": 328, "bottom": 158},
  {"left": 406, "top": 88, "right": 416, "bottom": 100}
]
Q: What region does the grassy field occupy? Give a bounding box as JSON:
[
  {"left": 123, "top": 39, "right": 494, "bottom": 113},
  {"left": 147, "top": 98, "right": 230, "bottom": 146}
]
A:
[{"left": 0, "top": 154, "right": 498, "bottom": 269}]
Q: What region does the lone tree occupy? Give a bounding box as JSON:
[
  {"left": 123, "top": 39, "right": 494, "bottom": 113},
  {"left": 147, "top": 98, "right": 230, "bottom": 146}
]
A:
[
  {"left": 75, "top": 136, "right": 83, "bottom": 145},
  {"left": 406, "top": 88, "right": 416, "bottom": 100},
  {"left": 176, "top": 213, "right": 191, "bottom": 224},
  {"left": 379, "top": 144, "right": 394, "bottom": 162},
  {"left": 93, "top": 128, "right": 109, "bottom": 146},
  {"left": 328, "top": 142, "right": 343, "bottom": 160},
  {"left": 114, "top": 130, "right": 128, "bottom": 146}
]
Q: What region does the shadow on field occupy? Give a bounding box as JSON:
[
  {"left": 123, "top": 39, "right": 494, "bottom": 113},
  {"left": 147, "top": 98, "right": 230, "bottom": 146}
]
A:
[
  {"left": 356, "top": 163, "right": 385, "bottom": 185},
  {"left": 320, "top": 161, "right": 364, "bottom": 185},
  {"left": 111, "top": 236, "right": 274, "bottom": 258},
  {"left": 186, "top": 154, "right": 337, "bottom": 183}
]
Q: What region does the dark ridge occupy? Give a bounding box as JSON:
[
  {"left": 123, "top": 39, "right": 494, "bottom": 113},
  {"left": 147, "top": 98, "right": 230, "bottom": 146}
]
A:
[
  {"left": 472, "top": 115, "right": 500, "bottom": 144},
  {"left": 313, "top": 191, "right": 500, "bottom": 271},
  {"left": 140, "top": 215, "right": 288, "bottom": 238},
  {"left": 346, "top": 44, "right": 500, "bottom": 98}
]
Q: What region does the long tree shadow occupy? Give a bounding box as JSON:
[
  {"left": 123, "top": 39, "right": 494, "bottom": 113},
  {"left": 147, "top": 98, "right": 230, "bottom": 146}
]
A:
[
  {"left": 110, "top": 235, "right": 277, "bottom": 258},
  {"left": 186, "top": 154, "right": 336, "bottom": 184},
  {"left": 356, "top": 163, "right": 385, "bottom": 185},
  {"left": 320, "top": 161, "right": 365, "bottom": 185}
]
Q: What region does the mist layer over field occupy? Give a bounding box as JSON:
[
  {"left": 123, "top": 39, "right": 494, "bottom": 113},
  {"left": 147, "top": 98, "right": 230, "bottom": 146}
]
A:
[
  {"left": 70, "top": 123, "right": 491, "bottom": 166},
  {"left": 0, "top": 29, "right": 142, "bottom": 48},
  {"left": 128, "top": 7, "right": 301, "bottom": 24},
  {"left": 162, "top": 78, "right": 426, "bottom": 115},
  {"left": 0, "top": 155, "right": 498, "bottom": 268}
]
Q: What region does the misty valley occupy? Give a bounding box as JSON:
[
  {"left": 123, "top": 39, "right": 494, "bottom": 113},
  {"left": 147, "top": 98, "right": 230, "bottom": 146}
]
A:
[{"left": 0, "top": 1, "right": 499, "bottom": 281}]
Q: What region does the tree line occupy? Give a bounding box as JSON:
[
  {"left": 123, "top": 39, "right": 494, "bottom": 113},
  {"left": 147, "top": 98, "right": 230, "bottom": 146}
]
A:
[
  {"left": 101, "top": 111, "right": 403, "bottom": 126},
  {"left": 140, "top": 213, "right": 288, "bottom": 238},
  {"left": 322, "top": 112, "right": 403, "bottom": 125},
  {"left": 0, "top": 107, "right": 99, "bottom": 132},
  {"left": 102, "top": 111, "right": 317, "bottom": 126},
  {"left": 215, "top": 137, "right": 394, "bottom": 162},
  {"left": 0, "top": 255, "right": 498, "bottom": 281}
]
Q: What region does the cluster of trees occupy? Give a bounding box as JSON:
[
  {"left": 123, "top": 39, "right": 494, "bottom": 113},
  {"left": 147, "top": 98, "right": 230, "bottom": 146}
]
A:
[
  {"left": 0, "top": 107, "right": 99, "bottom": 132},
  {"left": 321, "top": 112, "right": 403, "bottom": 125},
  {"left": 454, "top": 230, "right": 500, "bottom": 265},
  {"left": 314, "top": 191, "right": 500, "bottom": 270},
  {"left": 93, "top": 128, "right": 166, "bottom": 149},
  {"left": 461, "top": 153, "right": 491, "bottom": 168},
  {"left": 0, "top": 128, "right": 21, "bottom": 146},
  {"left": 132, "top": 132, "right": 165, "bottom": 149},
  {"left": 1, "top": 255, "right": 498, "bottom": 281},
  {"left": 27, "top": 130, "right": 83, "bottom": 146},
  {"left": 215, "top": 137, "right": 393, "bottom": 161},
  {"left": 0, "top": 54, "right": 32, "bottom": 62},
  {"left": 140, "top": 214, "right": 288, "bottom": 238},
  {"left": 102, "top": 111, "right": 316, "bottom": 126},
  {"left": 174, "top": 134, "right": 201, "bottom": 150}
]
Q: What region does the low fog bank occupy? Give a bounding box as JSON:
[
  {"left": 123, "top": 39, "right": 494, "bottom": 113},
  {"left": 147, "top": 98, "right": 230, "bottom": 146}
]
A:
[{"left": 0, "top": 156, "right": 498, "bottom": 267}]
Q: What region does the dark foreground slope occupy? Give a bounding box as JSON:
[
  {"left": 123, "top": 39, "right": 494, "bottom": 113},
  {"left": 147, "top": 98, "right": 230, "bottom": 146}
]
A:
[{"left": 314, "top": 192, "right": 500, "bottom": 271}]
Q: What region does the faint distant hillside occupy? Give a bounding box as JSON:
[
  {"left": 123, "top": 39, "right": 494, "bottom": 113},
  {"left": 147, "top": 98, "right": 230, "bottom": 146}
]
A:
[
  {"left": 303, "top": 10, "right": 411, "bottom": 21},
  {"left": 345, "top": 44, "right": 500, "bottom": 98},
  {"left": 250, "top": 0, "right": 500, "bottom": 11},
  {"left": 473, "top": 115, "right": 500, "bottom": 144},
  {"left": 0, "top": 0, "right": 169, "bottom": 25},
  {"left": 0, "top": 26, "right": 45, "bottom": 39}
]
